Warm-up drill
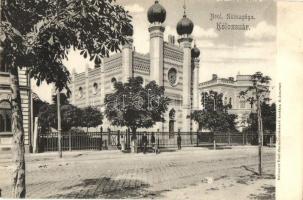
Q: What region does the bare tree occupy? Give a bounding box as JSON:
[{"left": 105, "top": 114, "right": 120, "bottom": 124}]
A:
[{"left": 240, "top": 72, "right": 271, "bottom": 176}]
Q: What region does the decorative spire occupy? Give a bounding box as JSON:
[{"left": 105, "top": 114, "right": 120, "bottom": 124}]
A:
[{"left": 183, "top": 0, "right": 186, "bottom": 16}]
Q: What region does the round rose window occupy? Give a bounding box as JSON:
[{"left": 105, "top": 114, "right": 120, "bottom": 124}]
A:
[{"left": 168, "top": 68, "right": 177, "bottom": 86}]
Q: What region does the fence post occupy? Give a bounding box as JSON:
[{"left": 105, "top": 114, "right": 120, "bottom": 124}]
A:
[
  {"left": 157, "top": 129, "right": 160, "bottom": 148},
  {"left": 196, "top": 131, "right": 199, "bottom": 147},
  {"left": 69, "top": 131, "right": 72, "bottom": 151},
  {"left": 100, "top": 127, "right": 103, "bottom": 150},
  {"left": 117, "top": 130, "right": 120, "bottom": 148},
  {"left": 127, "top": 128, "right": 131, "bottom": 149},
  {"left": 33, "top": 117, "right": 39, "bottom": 153},
  {"left": 190, "top": 130, "right": 193, "bottom": 145},
  {"left": 108, "top": 128, "right": 111, "bottom": 147},
  {"left": 125, "top": 129, "right": 128, "bottom": 149},
  {"left": 228, "top": 132, "right": 231, "bottom": 146},
  {"left": 178, "top": 129, "right": 181, "bottom": 149},
  {"left": 242, "top": 133, "right": 245, "bottom": 145}
]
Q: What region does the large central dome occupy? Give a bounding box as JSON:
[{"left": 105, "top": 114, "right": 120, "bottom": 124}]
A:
[
  {"left": 177, "top": 15, "right": 194, "bottom": 35},
  {"left": 147, "top": 0, "right": 166, "bottom": 24}
]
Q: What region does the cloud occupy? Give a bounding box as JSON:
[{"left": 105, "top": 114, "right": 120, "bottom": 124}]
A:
[
  {"left": 193, "top": 26, "right": 218, "bottom": 39},
  {"left": 164, "top": 26, "right": 177, "bottom": 40},
  {"left": 196, "top": 39, "right": 215, "bottom": 48},
  {"left": 243, "top": 41, "right": 276, "bottom": 48},
  {"left": 245, "top": 21, "right": 276, "bottom": 41},
  {"left": 124, "top": 4, "right": 144, "bottom": 13}
]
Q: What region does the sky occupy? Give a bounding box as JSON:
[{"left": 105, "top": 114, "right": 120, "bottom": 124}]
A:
[{"left": 32, "top": 0, "right": 277, "bottom": 103}]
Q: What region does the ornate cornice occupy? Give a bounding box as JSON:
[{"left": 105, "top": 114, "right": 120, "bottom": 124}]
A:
[
  {"left": 148, "top": 24, "right": 165, "bottom": 39},
  {"left": 177, "top": 36, "right": 193, "bottom": 47}
]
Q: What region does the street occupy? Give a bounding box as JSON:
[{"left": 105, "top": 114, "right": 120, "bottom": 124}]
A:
[{"left": 0, "top": 146, "right": 275, "bottom": 199}]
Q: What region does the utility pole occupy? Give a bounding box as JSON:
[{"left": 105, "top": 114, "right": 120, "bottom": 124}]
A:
[
  {"left": 55, "top": 0, "right": 62, "bottom": 158},
  {"left": 57, "top": 90, "right": 62, "bottom": 158}
]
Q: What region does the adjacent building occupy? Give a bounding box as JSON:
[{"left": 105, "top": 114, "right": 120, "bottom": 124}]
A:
[
  {"left": 199, "top": 74, "right": 256, "bottom": 131},
  {"left": 0, "top": 43, "right": 32, "bottom": 151}
]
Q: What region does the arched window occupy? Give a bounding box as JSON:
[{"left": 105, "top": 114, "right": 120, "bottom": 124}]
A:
[
  {"left": 93, "top": 83, "right": 98, "bottom": 95},
  {"left": 0, "top": 114, "right": 4, "bottom": 132},
  {"left": 0, "top": 44, "right": 7, "bottom": 72},
  {"left": 111, "top": 77, "right": 117, "bottom": 83},
  {"left": 6, "top": 114, "right": 11, "bottom": 132},
  {"left": 136, "top": 76, "right": 144, "bottom": 85},
  {"left": 78, "top": 87, "right": 83, "bottom": 98},
  {"left": 111, "top": 77, "right": 117, "bottom": 90},
  {"left": 167, "top": 68, "right": 178, "bottom": 86},
  {"left": 0, "top": 62, "right": 7, "bottom": 72},
  {"left": 224, "top": 97, "right": 228, "bottom": 105}
]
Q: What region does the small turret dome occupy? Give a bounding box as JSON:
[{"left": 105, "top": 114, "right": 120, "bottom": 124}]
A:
[
  {"left": 177, "top": 15, "right": 194, "bottom": 35},
  {"left": 147, "top": 0, "right": 166, "bottom": 24},
  {"left": 191, "top": 45, "right": 200, "bottom": 58}
]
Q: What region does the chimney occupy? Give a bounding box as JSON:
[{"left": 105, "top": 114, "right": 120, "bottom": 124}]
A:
[
  {"left": 168, "top": 35, "right": 175, "bottom": 45},
  {"left": 212, "top": 74, "right": 218, "bottom": 80}
]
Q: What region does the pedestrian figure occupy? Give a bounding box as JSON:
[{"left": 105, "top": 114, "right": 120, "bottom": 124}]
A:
[
  {"left": 142, "top": 132, "right": 148, "bottom": 154},
  {"left": 121, "top": 134, "right": 126, "bottom": 151},
  {"left": 151, "top": 132, "right": 156, "bottom": 153},
  {"left": 177, "top": 132, "right": 182, "bottom": 150}
]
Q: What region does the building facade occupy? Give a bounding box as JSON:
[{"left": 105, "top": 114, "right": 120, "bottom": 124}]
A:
[
  {"left": 198, "top": 74, "right": 256, "bottom": 131},
  {"left": 0, "top": 43, "right": 32, "bottom": 151},
  {"left": 69, "top": 1, "right": 201, "bottom": 133}
]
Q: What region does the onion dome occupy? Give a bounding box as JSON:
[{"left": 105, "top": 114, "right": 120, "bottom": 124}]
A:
[
  {"left": 147, "top": 0, "right": 166, "bottom": 24},
  {"left": 177, "top": 14, "right": 194, "bottom": 35},
  {"left": 121, "top": 24, "right": 133, "bottom": 37},
  {"left": 191, "top": 44, "right": 200, "bottom": 58}
]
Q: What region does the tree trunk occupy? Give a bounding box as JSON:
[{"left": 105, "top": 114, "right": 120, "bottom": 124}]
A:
[{"left": 10, "top": 66, "right": 26, "bottom": 198}]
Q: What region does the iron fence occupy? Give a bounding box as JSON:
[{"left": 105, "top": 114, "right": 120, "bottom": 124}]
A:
[
  {"left": 39, "top": 132, "right": 103, "bottom": 152},
  {"left": 38, "top": 130, "right": 276, "bottom": 152}
]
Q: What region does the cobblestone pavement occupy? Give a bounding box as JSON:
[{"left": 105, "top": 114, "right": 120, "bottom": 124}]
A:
[{"left": 0, "top": 146, "right": 275, "bottom": 199}]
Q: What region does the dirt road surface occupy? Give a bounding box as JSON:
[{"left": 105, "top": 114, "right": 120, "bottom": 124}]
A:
[{"left": 0, "top": 146, "right": 275, "bottom": 199}]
